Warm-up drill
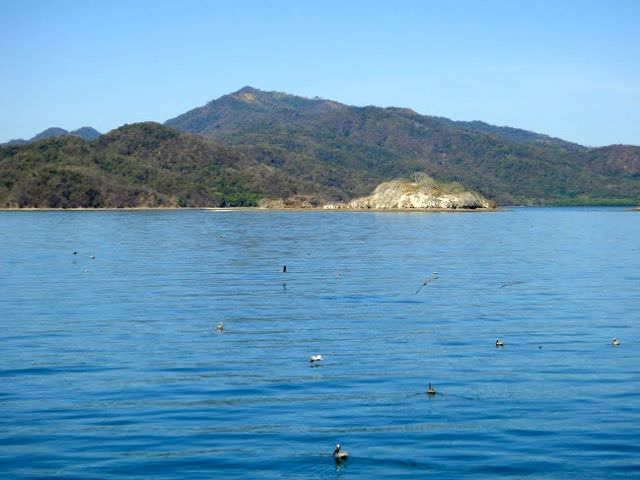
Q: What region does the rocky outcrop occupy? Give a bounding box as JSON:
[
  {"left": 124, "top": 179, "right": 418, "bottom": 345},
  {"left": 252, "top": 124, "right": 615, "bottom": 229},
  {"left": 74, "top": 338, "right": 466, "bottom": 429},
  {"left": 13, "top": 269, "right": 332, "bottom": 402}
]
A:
[
  {"left": 258, "top": 195, "right": 323, "bottom": 209},
  {"left": 324, "top": 178, "right": 495, "bottom": 210}
]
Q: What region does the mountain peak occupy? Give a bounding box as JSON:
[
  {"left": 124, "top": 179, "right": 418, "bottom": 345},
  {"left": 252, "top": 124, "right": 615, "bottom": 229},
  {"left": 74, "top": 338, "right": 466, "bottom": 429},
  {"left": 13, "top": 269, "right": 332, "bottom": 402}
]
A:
[
  {"left": 226, "top": 86, "right": 297, "bottom": 103},
  {"left": 229, "top": 86, "right": 264, "bottom": 104},
  {"left": 2, "top": 126, "right": 102, "bottom": 146},
  {"left": 235, "top": 86, "right": 261, "bottom": 94},
  {"left": 71, "top": 126, "right": 101, "bottom": 141},
  {"left": 32, "top": 127, "right": 69, "bottom": 142}
]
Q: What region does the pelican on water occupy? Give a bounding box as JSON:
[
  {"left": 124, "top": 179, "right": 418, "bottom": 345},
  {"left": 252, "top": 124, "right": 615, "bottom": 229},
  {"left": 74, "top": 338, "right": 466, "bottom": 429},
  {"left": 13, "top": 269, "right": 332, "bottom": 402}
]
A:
[
  {"left": 427, "top": 382, "right": 437, "bottom": 396},
  {"left": 333, "top": 444, "right": 348, "bottom": 461}
]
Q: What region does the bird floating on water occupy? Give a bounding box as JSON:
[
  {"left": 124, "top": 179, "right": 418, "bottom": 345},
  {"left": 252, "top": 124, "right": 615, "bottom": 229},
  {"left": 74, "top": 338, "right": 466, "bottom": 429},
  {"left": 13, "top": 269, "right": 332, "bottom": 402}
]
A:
[
  {"left": 89, "top": 255, "right": 95, "bottom": 260},
  {"left": 333, "top": 444, "right": 348, "bottom": 461},
  {"left": 309, "top": 354, "right": 323, "bottom": 363},
  {"left": 415, "top": 273, "right": 439, "bottom": 294},
  {"left": 427, "top": 382, "right": 437, "bottom": 396},
  {"left": 500, "top": 280, "right": 525, "bottom": 288},
  {"left": 282, "top": 265, "right": 287, "bottom": 273},
  {"left": 496, "top": 338, "right": 504, "bottom": 347},
  {"left": 612, "top": 338, "right": 620, "bottom": 347},
  {"left": 216, "top": 322, "right": 224, "bottom": 332}
]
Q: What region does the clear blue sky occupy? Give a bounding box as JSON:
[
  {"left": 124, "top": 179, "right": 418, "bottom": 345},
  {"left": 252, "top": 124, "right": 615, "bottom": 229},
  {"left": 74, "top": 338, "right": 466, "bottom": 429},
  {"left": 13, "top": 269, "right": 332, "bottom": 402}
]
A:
[{"left": 1, "top": 0, "right": 638, "bottom": 146}]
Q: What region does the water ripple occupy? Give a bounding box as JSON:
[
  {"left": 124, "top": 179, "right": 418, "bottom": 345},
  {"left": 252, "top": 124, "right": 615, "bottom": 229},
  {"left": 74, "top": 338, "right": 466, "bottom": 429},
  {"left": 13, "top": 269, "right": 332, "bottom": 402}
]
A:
[{"left": 1, "top": 208, "right": 639, "bottom": 479}]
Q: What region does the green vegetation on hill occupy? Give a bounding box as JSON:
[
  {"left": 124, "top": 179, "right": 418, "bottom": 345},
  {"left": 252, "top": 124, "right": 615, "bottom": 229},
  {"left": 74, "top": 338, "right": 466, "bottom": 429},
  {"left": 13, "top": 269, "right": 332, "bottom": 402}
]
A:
[
  {"left": 0, "top": 123, "right": 323, "bottom": 208},
  {"left": 167, "top": 87, "right": 640, "bottom": 205},
  {"left": 2, "top": 87, "right": 639, "bottom": 208}
]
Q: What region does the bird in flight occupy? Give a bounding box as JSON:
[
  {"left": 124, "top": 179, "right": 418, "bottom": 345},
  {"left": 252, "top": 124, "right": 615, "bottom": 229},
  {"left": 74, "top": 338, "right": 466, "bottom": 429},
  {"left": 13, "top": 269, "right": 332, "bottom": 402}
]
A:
[{"left": 415, "top": 273, "right": 439, "bottom": 294}]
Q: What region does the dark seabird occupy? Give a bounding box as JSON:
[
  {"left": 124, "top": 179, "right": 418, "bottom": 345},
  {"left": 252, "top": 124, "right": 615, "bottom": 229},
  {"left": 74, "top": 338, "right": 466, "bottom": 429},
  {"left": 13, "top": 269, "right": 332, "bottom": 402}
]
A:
[
  {"left": 415, "top": 273, "right": 439, "bottom": 294},
  {"left": 427, "top": 382, "right": 437, "bottom": 396}
]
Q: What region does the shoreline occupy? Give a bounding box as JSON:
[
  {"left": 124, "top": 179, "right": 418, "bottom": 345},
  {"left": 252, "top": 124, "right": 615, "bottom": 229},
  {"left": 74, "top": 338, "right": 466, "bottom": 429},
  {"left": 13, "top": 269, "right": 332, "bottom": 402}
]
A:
[
  {"left": 1, "top": 205, "right": 637, "bottom": 212},
  {"left": 0, "top": 206, "right": 501, "bottom": 213}
]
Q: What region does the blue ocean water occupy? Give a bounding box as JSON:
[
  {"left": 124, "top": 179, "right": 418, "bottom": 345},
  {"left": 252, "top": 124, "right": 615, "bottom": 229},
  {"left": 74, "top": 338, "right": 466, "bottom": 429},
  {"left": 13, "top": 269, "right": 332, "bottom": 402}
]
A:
[{"left": 1, "top": 207, "right": 639, "bottom": 479}]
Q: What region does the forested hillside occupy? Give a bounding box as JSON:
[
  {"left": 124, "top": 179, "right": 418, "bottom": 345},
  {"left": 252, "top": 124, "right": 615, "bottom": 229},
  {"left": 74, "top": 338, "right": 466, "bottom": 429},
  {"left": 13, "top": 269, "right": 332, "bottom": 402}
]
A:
[
  {"left": 2, "top": 87, "right": 639, "bottom": 208},
  {"left": 167, "top": 87, "right": 640, "bottom": 205}
]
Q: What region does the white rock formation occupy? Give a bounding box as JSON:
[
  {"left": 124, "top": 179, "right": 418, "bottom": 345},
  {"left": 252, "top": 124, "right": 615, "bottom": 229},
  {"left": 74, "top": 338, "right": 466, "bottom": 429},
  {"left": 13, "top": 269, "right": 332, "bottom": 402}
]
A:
[{"left": 324, "top": 179, "right": 495, "bottom": 210}]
